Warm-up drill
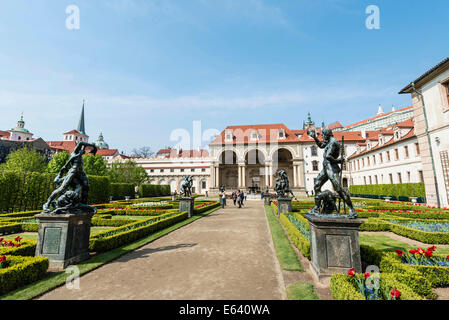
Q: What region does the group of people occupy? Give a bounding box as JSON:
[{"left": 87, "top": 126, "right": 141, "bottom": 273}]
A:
[{"left": 220, "top": 190, "right": 246, "bottom": 208}]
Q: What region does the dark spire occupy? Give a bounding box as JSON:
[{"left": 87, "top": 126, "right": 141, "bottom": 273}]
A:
[{"left": 77, "top": 100, "right": 86, "bottom": 135}]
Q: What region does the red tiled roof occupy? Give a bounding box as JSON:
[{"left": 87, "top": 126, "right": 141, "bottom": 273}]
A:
[
  {"left": 47, "top": 141, "right": 78, "bottom": 153},
  {"left": 297, "top": 129, "right": 369, "bottom": 143},
  {"left": 396, "top": 118, "right": 414, "bottom": 128},
  {"left": 349, "top": 128, "right": 416, "bottom": 159},
  {"left": 63, "top": 130, "right": 88, "bottom": 137},
  {"left": 156, "top": 148, "right": 172, "bottom": 155},
  {"left": 343, "top": 106, "right": 413, "bottom": 129},
  {"left": 97, "top": 149, "right": 119, "bottom": 157},
  {"left": 0, "top": 130, "right": 10, "bottom": 139},
  {"left": 327, "top": 122, "right": 343, "bottom": 130},
  {"left": 210, "top": 124, "right": 300, "bottom": 145},
  {"left": 144, "top": 166, "right": 209, "bottom": 170}
]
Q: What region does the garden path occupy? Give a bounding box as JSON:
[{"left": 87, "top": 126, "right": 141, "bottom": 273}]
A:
[{"left": 37, "top": 201, "right": 286, "bottom": 300}]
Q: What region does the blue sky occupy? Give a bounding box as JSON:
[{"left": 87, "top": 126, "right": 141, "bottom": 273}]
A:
[{"left": 1, "top": 0, "right": 448, "bottom": 154}]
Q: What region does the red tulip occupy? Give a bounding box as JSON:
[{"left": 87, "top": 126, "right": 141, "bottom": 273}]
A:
[
  {"left": 347, "top": 268, "right": 356, "bottom": 277},
  {"left": 390, "top": 288, "right": 401, "bottom": 299},
  {"left": 395, "top": 250, "right": 404, "bottom": 256},
  {"left": 364, "top": 272, "right": 370, "bottom": 279},
  {"left": 409, "top": 249, "right": 417, "bottom": 254}
]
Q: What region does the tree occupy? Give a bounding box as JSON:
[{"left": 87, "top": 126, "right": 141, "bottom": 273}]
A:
[
  {"left": 0, "top": 147, "right": 47, "bottom": 173},
  {"left": 47, "top": 151, "right": 70, "bottom": 174},
  {"left": 131, "top": 146, "right": 154, "bottom": 158},
  {"left": 107, "top": 160, "right": 148, "bottom": 186},
  {"left": 83, "top": 154, "right": 107, "bottom": 176}
]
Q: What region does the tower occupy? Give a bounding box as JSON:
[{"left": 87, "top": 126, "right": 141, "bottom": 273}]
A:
[
  {"left": 77, "top": 100, "right": 86, "bottom": 136},
  {"left": 303, "top": 112, "right": 316, "bottom": 131}
]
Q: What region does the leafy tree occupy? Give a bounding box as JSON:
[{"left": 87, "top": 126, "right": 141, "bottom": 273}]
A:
[
  {"left": 83, "top": 154, "right": 107, "bottom": 176},
  {"left": 131, "top": 146, "right": 154, "bottom": 158},
  {"left": 107, "top": 160, "right": 148, "bottom": 186},
  {"left": 0, "top": 147, "right": 47, "bottom": 172},
  {"left": 47, "top": 151, "right": 70, "bottom": 174}
]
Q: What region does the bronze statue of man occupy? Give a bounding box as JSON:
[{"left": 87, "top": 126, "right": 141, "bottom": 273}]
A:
[
  {"left": 43, "top": 141, "right": 97, "bottom": 213},
  {"left": 308, "top": 128, "right": 356, "bottom": 217}
]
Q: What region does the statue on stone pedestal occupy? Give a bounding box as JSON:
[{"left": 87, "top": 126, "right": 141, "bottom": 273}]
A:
[
  {"left": 219, "top": 185, "right": 225, "bottom": 193},
  {"left": 274, "top": 170, "right": 294, "bottom": 198},
  {"left": 42, "top": 141, "right": 97, "bottom": 215},
  {"left": 307, "top": 128, "right": 356, "bottom": 218},
  {"left": 180, "top": 175, "right": 193, "bottom": 197}
]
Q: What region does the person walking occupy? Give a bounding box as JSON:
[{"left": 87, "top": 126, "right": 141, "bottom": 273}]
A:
[
  {"left": 232, "top": 191, "right": 237, "bottom": 206},
  {"left": 237, "top": 190, "right": 244, "bottom": 208},
  {"left": 221, "top": 190, "right": 226, "bottom": 208}
]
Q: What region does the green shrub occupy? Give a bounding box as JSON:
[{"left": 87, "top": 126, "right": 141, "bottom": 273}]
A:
[
  {"left": 280, "top": 213, "right": 310, "bottom": 259},
  {"left": 110, "top": 183, "right": 135, "bottom": 199},
  {"left": 0, "top": 255, "right": 49, "bottom": 295},
  {"left": 194, "top": 201, "right": 220, "bottom": 214},
  {"left": 349, "top": 183, "right": 425, "bottom": 200},
  {"left": 0, "top": 241, "right": 36, "bottom": 257},
  {"left": 0, "top": 223, "right": 23, "bottom": 235},
  {"left": 91, "top": 218, "right": 136, "bottom": 227},
  {"left": 87, "top": 175, "right": 110, "bottom": 205},
  {"left": 89, "top": 211, "right": 188, "bottom": 252},
  {"left": 138, "top": 184, "right": 171, "bottom": 197}
]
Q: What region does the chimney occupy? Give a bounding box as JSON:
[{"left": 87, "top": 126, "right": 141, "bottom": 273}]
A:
[
  {"left": 361, "top": 129, "right": 367, "bottom": 139},
  {"left": 377, "top": 104, "right": 384, "bottom": 116}
]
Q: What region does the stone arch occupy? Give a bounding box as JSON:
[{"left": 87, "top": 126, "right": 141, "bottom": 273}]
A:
[
  {"left": 218, "top": 150, "right": 239, "bottom": 189},
  {"left": 215, "top": 147, "right": 244, "bottom": 163},
  {"left": 271, "top": 148, "right": 294, "bottom": 186}
]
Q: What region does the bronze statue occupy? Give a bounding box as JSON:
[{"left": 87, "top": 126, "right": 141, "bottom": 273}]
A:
[
  {"left": 308, "top": 128, "right": 356, "bottom": 218},
  {"left": 43, "top": 141, "right": 97, "bottom": 214},
  {"left": 180, "top": 175, "right": 193, "bottom": 197},
  {"left": 274, "top": 170, "right": 294, "bottom": 198}
]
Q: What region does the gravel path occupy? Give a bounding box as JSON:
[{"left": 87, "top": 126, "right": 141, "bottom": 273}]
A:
[{"left": 38, "top": 201, "right": 286, "bottom": 300}]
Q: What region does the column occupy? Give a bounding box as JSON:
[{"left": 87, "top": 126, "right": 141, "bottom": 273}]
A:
[
  {"left": 293, "top": 164, "right": 298, "bottom": 187},
  {"left": 297, "top": 162, "right": 304, "bottom": 188},
  {"left": 242, "top": 166, "right": 246, "bottom": 187},
  {"left": 215, "top": 166, "right": 220, "bottom": 188},
  {"left": 210, "top": 164, "right": 215, "bottom": 188},
  {"left": 269, "top": 164, "right": 273, "bottom": 186},
  {"left": 265, "top": 165, "right": 269, "bottom": 187}
]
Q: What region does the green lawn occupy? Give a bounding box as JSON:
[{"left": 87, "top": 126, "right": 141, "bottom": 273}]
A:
[
  {"left": 3, "top": 232, "right": 37, "bottom": 241},
  {"left": 360, "top": 233, "right": 449, "bottom": 255},
  {"left": 286, "top": 281, "right": 320, "bottom": 300},
  {"left": 264, "top": 205, "right": 304, "bottom": 272},
  {"left": 111, "top": 215, "right": 151, "bottom": 221}
]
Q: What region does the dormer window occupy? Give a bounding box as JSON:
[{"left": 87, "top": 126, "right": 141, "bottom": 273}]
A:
[
  {"left": 225, "top": 130, "right": 233, "bottom": 142},
  {"left": 278, "top": 129, "right": 286, "bottom": 139},
  {"left": 250, "top": 130, "right": 259, "bottom": 141}
]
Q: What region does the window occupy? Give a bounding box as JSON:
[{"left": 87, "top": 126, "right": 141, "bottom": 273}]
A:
[
  {"left": 389, "top": 173, "right": 393, "bottom": 184},
  {"left": 375, "top": 175, "right": 378, "bottom": 184},
  {"left": 418, "top": 170, "right": 424, "bottom": 183},
  {"left": 150, "top": 169, "right": 154, "bottom": 173},
  {"left": 278, "top": 129, "right": 285, "bottom": 139},
  {"left": 407, "top": 171, "right": 411, "bottom": 182},
  {"left": 395, "top": 149, "right": 399, "bottom": 160},
  {"left": 443, "top": 80, "right": 449, "bottom": 107},
  {"left": 398, "top": 172, "right": 402, "bottom": 183},
  {"left": 372, "top": 155, "right": 376, "bottom": 165},
  {"left": 379, "top": 153, "right": 383, "bottom": 163},
  {"left": 415, "top": 143, "right": 420, "bottom": 155},
  {"left": 311, "top": 146, "right": 317, "bottom": 156},
  {"left": 160, "top": 169, "right": 164, "bottom": 173},
  {"left": 404, "top": 146, "right": 409, "bottom": 158},
  {"left": 387, "top": 151, "right": 391, "bottom": 162},
  {"left": 201, "top": 181, "right": 207, "bottom": 189},
  {"left": 312, "top": 161, "right": 319, "bottom": 171},
  {"left": 363, "top": 177, "right": 367, "bottom": 185},
  {"left": 367, "top": 157, "right": 370, "bottom": 166},
  {"left": 170, "top": 169, "right": 174, "bottom": 173},
  {"left": 180, "top": 169, "right": 184, "bottom": 172},
  {"left": 191, "top": 168, "right": 195, "bottom": 172},
  {"left": 201, "top": 168, "right": 206, "bottom": 172},
  {"left": 369, "top": 176, "right": 372, "bottom": 185}
]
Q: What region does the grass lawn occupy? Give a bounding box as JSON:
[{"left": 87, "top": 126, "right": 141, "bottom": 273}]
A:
[
  {"left": 264, "top": 205, "right": 304, "bottom": 272},
  {"left": 359, "top": 233, "right": 449, "bottom": 255},
  {"left": 0, "top": 205, "right": 221, "bottom": 300},
  {"left": 3, "top": 232, "right": 37, "bottom": 241},
  {"left": 286, "top": 281, "right": 320, "bottom": 300}
]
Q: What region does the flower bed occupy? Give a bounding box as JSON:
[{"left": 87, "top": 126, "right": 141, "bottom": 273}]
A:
[
  {"left": 279, "top": 213, "right": 310, "bottom": 259},
  {"left": 194, "top": 201, "right": 220, "bottom": 214},
  {"left": 381, "top": 247, "right": 449, "bottom": 289},
  {"left": 89, "top": 211, "right": 188, "bottom": 252},
  {"left": 0, "top": 255, "right": 49, "bottom": 295},
  {"left": 98, "top": 207, "right": 177, "bottom": 216},
  {"left": 330, "top": 270, "right": 424, "bottom": 300}
]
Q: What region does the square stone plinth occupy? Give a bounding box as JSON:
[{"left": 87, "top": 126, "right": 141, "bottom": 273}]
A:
[
  {"left": 277, "top": 197, "right": 292, "bottom": 216},
  {"left": 305, "top": 214, "right": 363, "bottom": 282},
  {"left": 179, "top": 197, "right": 194, "bottom": 218},
  {"left": 35, "top": 211, "right": 94, "bottom": 270}
]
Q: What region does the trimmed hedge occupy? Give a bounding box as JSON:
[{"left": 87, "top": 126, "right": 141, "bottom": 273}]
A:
[
  {"left": 349, "top": 183, "right": 425, "bottom": 200},
  {"left": 0, "top": 171, "right": 110, "bottom": 213},
  {"left": 0, "top": 255, "right": 49, "bottom": 295},
  {"left": 138, "top": 184, "right": 171, "bottom": 198},
  {"left": 91, "top": 217, "right": 136, "bottom": 227},
  {"left": 330, "top": 273, "right": 425, "bottom": 300},
  {"left": 89, "top": 211, "right": 188, "bottom": 252},
  {"left": 0, "top": 241, "right": 36, "bottom": 257},
  {"left": 279, "top": 213, "right": 311, "bottom": 259},
  {"left": 194, "top": 201, "right": 220, "bottom": 214},
  {"left": 110, "top": 183, "right": 135, "bottom": 199}
]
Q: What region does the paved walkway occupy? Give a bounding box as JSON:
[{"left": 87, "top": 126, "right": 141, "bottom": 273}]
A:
[{"left": 38, "top": 201, "right": 286, "bottom": 300}]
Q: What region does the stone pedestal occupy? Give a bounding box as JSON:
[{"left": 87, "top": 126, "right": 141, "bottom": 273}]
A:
[
  {"left": 35, "top": 211, "right": 94, "bottom": 270},
  {"left": 179, "top": 197, "right": 194, "bottom": 218},
  {"left": 305, "top": 214, "right": 363, "bottom": 282},
  {"left": 276, "top": 197, "right": 292, "bottom": 217}
]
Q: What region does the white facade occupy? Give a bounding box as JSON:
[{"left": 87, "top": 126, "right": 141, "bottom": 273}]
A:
[{"left": 134, "top": 152, "right": 211, "bottom": 195}]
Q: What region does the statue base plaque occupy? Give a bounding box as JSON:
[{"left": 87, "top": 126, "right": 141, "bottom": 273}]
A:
[
  {"left": 305, "top": 214, "right": 363, "bottom": 283},
  {"left": 276, "top": 197, "right": 292, "bottom": 217},
  {"left": 179, "top": 197, "right": 194, "bottom": 218},
  {"left": 35, "top": 211, "right": 94, "bottom": 270}
]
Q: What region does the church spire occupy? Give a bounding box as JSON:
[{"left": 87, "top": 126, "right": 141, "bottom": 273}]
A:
[{"left": 77, "top": 100, "right": 86, "bottom": 135}]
